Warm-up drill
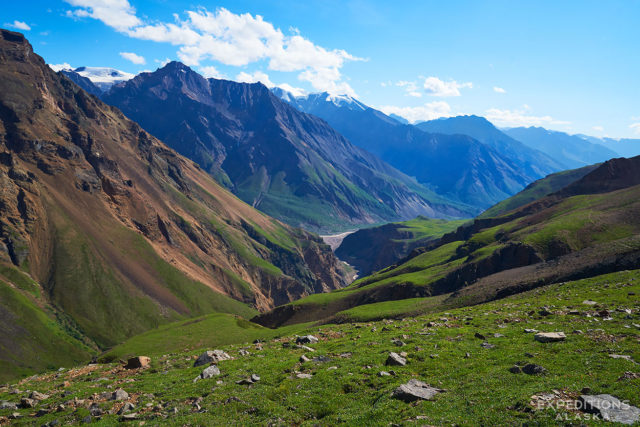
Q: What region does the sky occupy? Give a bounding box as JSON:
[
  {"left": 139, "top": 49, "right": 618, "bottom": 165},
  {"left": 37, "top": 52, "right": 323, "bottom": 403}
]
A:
[{"left": 2, "top": 0, "right": 640, "bottom": 138}]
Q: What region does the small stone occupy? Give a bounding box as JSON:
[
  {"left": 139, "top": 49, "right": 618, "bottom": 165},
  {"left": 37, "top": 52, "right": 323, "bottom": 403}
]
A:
[
  {"left": 493, "top": 333, "right": 505, "bottom": 338},
  {"left": 392, "top": 339, "right": 405, "bottom": 347},
  {"left": 464, "top": 352, "right": 471, "bottom": 359},
  {"left": 524, "top": 329, "right": 538, "bottom": 333},
  {"left": 117, "top": 402, "right": 135, "bottom": 415},
  {"left": 300, "top": 355, "right": 310, "bottom": 363},
  {"left": 609, "top": 354, "right": 636, "bottom": 363},
  {"left": 19, "top": 397, "right": 36, "bottom": 408},
  {"left": 385, "top": 352, "right": 406, "bottom": 366},
  {"left": 250, "top": 374, "right": 260, "bottom": 382},
  {"left": 378, "top": 371, "right": 391, "bottom": 377},
  {"left": 474, "top": 332, "right": 486, "bottom": 340},
  {"left": 238, "top": 349, "right": 250, "bottom": 356},
  {"left": 522, "top": 364, "right": 546, "bottom": 375},
  {"left": 125, "top": 356, "right": 151, "bottom": 369},
  {"left": 0, "top": 401, "right": 17, "bottom": 410},
  {"left": 580, "top": 394, "right": 640, "bottom": 424},
  {"left": 194, "top": 350, "right": 232, "bottom": 367},
  {"left": 89, "top": 403, "right": 103, "bottom": 417},
  {"left": 295, "top": 335, "right": 318, "bottom": 344},
  {"left": 296, "top": 373, "right": 312, "bottom": 379},
  {"left": 392, "top": 379, "right": 445, "bottom": 402},
  {"left": 539, "top": 308, "right": 552, "bottom": 316},
  {"left": 581, "top": 387, "right": 592, "bottom": 394},
  {"left": 194, "top": 364, "right": 221, "bottom": 382},
  {"left": 30, "top": 391, "right": 49, "bottom": 401},
  {"left": 112, "top": 388, "right": 129, "bottom": 401},
  {"left": 582, "top": 300, "right": 598, "bottom": 305},
  {"left": 534, "top": 332, "right": 566, "bottom": 343},
  {"left": 509, "top": 365, "right": 522, "bottom": 374},
  {"left": 481, "top": 342, "right": 495, "bottom": 349}
]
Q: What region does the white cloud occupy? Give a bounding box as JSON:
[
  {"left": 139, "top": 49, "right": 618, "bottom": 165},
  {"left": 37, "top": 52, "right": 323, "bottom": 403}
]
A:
[
  {"left": 236, "top": 71, "right": 273, "bottom": 87},
  {"left": 493, "top": 86, "right": 506, "bottom": 94},
  {"left": 155, "top": 58, "right": 171, "bottom": 67},
  {"left": 630, "top": 122, "right": 640, "bottom": 135},
  {"left": 423, "top": 77, "right": 472, "bottom": 97},
  {"left": 5, "top": 20, "right": 31, "bottom": 31},
  {"left": 485, "top": 107, "right": 570, "bottom": 127},
  {"left": 119, "top": 51, "right": 145, "bottom": 64},
  {"left": 199, "top": 65, "right": 224, "bottom": 79},
  {"left": 64, "top": 2, "right": 359, "bottom": 95},
  {"left": 396, "top": 80, "right": 422, "bottom": 98},
  {"left": 236, "top": 71, "right": 306, "bottom": 97},
  {"left": 592, "top": 126, "right": 604, "bottom": 132},
  {"left": 378, "top": 101, "right": 452, "bottom": 124},
  {"left": 48, "top": 63, "right": 73, "bottom": 71}
]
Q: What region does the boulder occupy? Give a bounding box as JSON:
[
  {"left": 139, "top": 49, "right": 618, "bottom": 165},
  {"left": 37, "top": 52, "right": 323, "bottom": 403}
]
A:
[
  {"left": 117, "top": 402, "right": 135, "bottom": 415},
  {"left": 580, "top": 394, "right": 640, "bottom": 425},
  {"left": 296, "top": 335, "right": 318, "bottom": 344},
  {"left": 194, "top": 350, "right": 232, "bottom": 367},
  {"left": 30, "top": 391, "right": 49, "bottom": 401},
  {"left": 522, "top": 364, "right": 546, "bottom": 375},
  {"left": 386, "top": 352, "right": 406, "bottom": 366},
  {"left": 534, "top": 332, "right": 566, "bottom": 343},
  {"left": 194, "top": 365, "right": 221, "bottom": 382},
  {"left": 111, "top": 389, "right": 129, "bottom": 401},
  {"left": 125, "top": 356, "right": 151, "bottom": 369},
  {"left": 392, "top": 379, "right": 445, "bottom": 402},
  {"left": 0, "top": 401, "right": 17, "bottom": 410}
]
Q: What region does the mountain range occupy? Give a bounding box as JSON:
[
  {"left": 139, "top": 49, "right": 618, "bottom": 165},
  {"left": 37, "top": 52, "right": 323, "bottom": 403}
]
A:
[
  {"left": 0, "top": 29, "right": 348, "bottom": 374},
  {"left": 276, "top": 91, "right": 561, "bottom": 210},
  {"left": 97, "top": 63, "right": 470, "bottom": 232}
]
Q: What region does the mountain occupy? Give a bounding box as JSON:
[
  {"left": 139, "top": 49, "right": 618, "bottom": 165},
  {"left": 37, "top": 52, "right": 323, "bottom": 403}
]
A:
[
  {"left": 59, "top": 69, "right": 103, "bottom": 96},
  {"left": 255, "top": 155, "right": 640, "bottom": 327},
  {"left": 503, "top": 126, "right": 619, "bottom": 169},
  {"left": 0, "top": 29, "right": 348, "bottom": 376},
  {"left": 578, "top": 134, "right": 640, "bottom": 158},
  {"left": 276, "top": 91, "right": 538, "bottom": 210},
  {"left": 416, "top": 115, "right": 564, "bottom": 179},
  {"left": 102, "top": 63, "right": 470, "bottom": 232},
  {"left": 478, "top": 163, "right": 599, "bottom": 218},
  {"left": 335, "top": 216, "right": 466, "bottom": 277},
  {"left": 57, "top": 66, "right": 134, "bottom": 92}
]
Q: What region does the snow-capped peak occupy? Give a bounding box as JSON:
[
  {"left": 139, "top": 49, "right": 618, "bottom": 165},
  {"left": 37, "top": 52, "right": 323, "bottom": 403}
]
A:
[{"left": 48, "top": 64, "right": 135, "bottom": 91}]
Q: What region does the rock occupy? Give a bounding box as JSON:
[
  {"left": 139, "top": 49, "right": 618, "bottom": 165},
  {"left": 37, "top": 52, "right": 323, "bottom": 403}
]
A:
[
  {"left": 19, "top": 397, "right": 36, "bottom": 408},
  {"left": 121, "top": 413, "right": 139, "bottom": 421},
  {"left": 250, "top": 374, "right": 260, "bottom": 382},
  {"left": 30, "top": 391, "right": 49, "bottom": 400},
  {"left": 509, "top": 365, "right": 522, "bottom": 374},
  {"left": 581, "top": 387, "right": 592, "bottom": 394},
  {"left": 238, "top": 349, "right": 250, "bottom": 356},
  {"left": 35, "top": 408, "right": 49, "bottom": 417},
  {"left": 522, "top": 364, "right": 546, "bottom": 375},
  {"left": 580, "top": 394, "right": 640, "bottom": 425},
  {"left": 89, "top": 403, "right": 103, "bottom": 417},
  {"left": 582, "top": 300, "right": 598, "bottom": 305},
  {"left": 236, "top": 374, "right": 260, "bottom": 385},
  {"left": 524, "top": 329, "right": 538, "bottom": 333},
  {"left": 296, "top": 373, "right": 313, "bottom": 379},
  {"left": 474, "top": 332, "right": 486, "bottom": 340},
  {"left": 609, "top": 354, "right": 636, "bottom": 363},
  {"left": 117, "top": 402, "right": 135, "bottom": 415},
  {"left": 299, "top": 355, "right": 310, "bottom": 363},
  {"left": 378, "top": 371, "right": 392, "bottom": 377},
  {"left": 534, "top": 332, "right": 566, "bottom": 343},
  {"left": 339, "top": 352, "right": 352, "bottom": 358},
  {"left": 493, "top": 333, "right": 505, "bottom": 338},
  {"left": 0, "top": 401, "right": 17, "bottom": 410},
  {"left": 385, "top": 352, "right": 406, "bottom": 366},
  {"left": 568, "top": 310, "right": 581, "bottom": 315},
  {"left": 481, "top": 342, "right": 495, "bottom": 349},
  {"left": 194, "top": 350, "right": 232, "bottom": 367},
  {"left": 125, "top": 356, "right": 151, "bottom": 369},
  {"left": 194, "top": 365, "right": 221, "bottom": 382},
  {"left": 464, "top": 352, "right": 471, "bottom": 359},
  {"left": 295, "top": 335, "right": 318, "bottom": 344},
  {"left": 539, "top": 308, "right": 552, "bottom": 316},
  {"left": 312, "top": 356, "right": 331, "bottom": 363},
  {"left": 392, "top": 379, "right": 445, "bottom": 402},
  {"left": 295, "top": 345, "right": 316, "bottom": 352},
  {"left": 111, "top": 388, "right": 129, "bottom": 401},
  {"left": 392, "top": 339, "right": 405, "bottom": 347}
]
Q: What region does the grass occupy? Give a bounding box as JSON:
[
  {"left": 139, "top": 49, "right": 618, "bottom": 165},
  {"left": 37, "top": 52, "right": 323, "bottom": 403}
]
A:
[
  {"left": 2, "top": 269, "right": 638, "bottom": 425},
  {"left": 394, "top": 216, "right": 467, "bottom": 243}
]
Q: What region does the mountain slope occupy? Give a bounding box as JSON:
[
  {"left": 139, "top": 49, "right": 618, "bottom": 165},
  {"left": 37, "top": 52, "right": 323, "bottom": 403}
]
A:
[
  {"left": 278, "top": 91, "right": 538, "bottom": 210},
  {"left": 579, "top": 134, "right": 640, "bottom": 158},
  {"left": 102, "top": 64, "right": 470, "bottom": 232},
  {"left": 335, "top": 216, "right": 466, "bottom": 277},
  {"left": 504, "top": 127, "right": 618, "bottom": 169},
  {"left": 59, "top": 69, "right": 103, "bottom": 97},
  {"left": 478, "top": 163, "right": 600, "bottom": 218},
  {"left": 0, "top": 29, "right": 348, "bottom": 376},
  {"left": 255, "top": 156, "right": 640, "bottom": 327},
  {"left": 416, "top": 115, "right": 564, "bottom": 179}
]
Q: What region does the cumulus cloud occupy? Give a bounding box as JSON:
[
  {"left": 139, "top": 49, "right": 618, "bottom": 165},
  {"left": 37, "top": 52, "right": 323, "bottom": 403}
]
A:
[
  {"left": 236, "top": 71, "right": 306, "bottom": 96},
  {"left": 423, "top": 77, "right": 472, "bottom": 97},
  {"left": 119, "top": 51, "right": 145, "bottom": 64},
  {"left": 199, "top": 65, "right": 224, "bottom": 79},
  {"left": 396, "top": 80, "right": 421, "bottom": 97},
  {"left": 630, "top": 122, "right": 640, "bottom": 135},
  {"left": 493, "top": 86, "right": 506, "bottom": 94},
  {"left": 5, "top": 20, "right": 31, "bottom": 31},
  {"left": 485, "top": 107, "right": 570, "bottom": 127},
  {"left": 378, "top": 101, "right": 452, "bottom": 124},
  {"left": 48, "top": 63, "right": 73, "bottom": 71},
  {"left": 63, "top": 1, "right": 360, "bottom": 95}
]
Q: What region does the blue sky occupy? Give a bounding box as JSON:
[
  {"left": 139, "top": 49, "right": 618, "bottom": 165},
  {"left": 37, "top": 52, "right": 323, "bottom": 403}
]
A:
[{"left": 3, "top": 0, "right": 640, "bottom": 137}]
